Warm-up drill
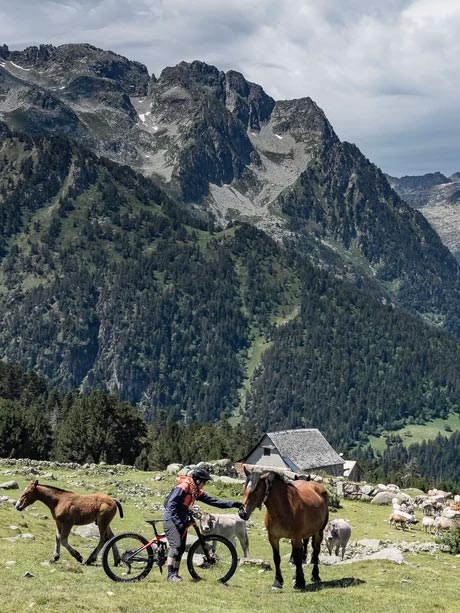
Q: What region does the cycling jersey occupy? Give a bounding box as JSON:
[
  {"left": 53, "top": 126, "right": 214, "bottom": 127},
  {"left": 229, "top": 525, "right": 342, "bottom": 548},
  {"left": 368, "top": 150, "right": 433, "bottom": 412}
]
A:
[{"left": 164, "top": 475, "right": 234, "bottom": 532}]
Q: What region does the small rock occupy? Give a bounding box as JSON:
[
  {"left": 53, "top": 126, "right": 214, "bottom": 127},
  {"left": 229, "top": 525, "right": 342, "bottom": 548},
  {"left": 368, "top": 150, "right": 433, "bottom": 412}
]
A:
[
  {"left": 167, "top": 463, "right": 183, "bottom": 475},
  {"left": 366, "top": 547, "right": 404, "bottom": 565},
  {"left": 356, "top": 539, "right": 383, "bottom": 549},
  {"left": 214, "top": 459, "right": 232, "bottom": 467},
  {"left": 23, "top": 571, "right": 34, "bottom": 578},
  {"left": 371, "top": 491, "right": 397, "bottom": 505},
  {"left": 16, "top": 533, "right": 35, "bottom": 540},
  {"left": 215, "top": 476, "right": 244, "bottom": 484},
  {"left": 74, "top": 524, "right": 100, "bottom": 539},
  {"left": 0, "top": 480, "right": 19, "bottom": 490}
]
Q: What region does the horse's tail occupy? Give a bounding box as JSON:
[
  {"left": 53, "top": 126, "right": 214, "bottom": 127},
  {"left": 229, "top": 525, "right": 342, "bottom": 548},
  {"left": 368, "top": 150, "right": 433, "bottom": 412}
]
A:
[
  {"left": 115, "top": 499, "right": 124, "bottom": 519},
  {"left": 321, "top": 488, "right": 329, "bottom": 530}
]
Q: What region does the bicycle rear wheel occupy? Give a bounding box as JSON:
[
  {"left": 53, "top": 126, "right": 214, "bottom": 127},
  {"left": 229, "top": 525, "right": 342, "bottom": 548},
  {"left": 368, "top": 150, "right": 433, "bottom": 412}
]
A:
[
  {"left": 102, "top": 532, "right": 154, "bottom": 582},
  {"left": 187, "top": 535, "right": 238, "bottom": 583}
]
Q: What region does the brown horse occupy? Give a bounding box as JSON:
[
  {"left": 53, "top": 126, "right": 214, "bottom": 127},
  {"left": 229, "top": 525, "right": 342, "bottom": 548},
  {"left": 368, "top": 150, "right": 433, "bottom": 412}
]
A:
[
  {"left": 15, "top": 480, "right": 123, "bottom": 564},
  {"left": 238, "top": 468, "right": 329, "bottom": 590}
]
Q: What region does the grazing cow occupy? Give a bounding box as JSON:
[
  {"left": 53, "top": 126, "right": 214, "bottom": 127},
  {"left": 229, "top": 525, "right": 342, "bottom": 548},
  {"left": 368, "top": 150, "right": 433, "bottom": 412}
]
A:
[
  {"left": 200, "top": 512, "right": 249, "bottom": 557},
  {"left": 324, "top": 519, "right": 351, "bottom": 559}
]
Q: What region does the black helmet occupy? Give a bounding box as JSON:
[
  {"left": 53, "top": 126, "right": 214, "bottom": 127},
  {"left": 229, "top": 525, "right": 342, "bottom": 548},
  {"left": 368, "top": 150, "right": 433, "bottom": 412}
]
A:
[{"left": 191, "top": 467, "right": 212, "bottom": 482}]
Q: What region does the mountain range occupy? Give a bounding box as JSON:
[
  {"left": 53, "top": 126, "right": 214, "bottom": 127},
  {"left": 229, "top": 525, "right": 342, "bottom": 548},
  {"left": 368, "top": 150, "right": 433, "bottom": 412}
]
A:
[
  {"left": 1, "top": 43, "right": 460, "bottom": 450},
  {"left": 387, "top": 172, "right": 460, "bottom": 260}
]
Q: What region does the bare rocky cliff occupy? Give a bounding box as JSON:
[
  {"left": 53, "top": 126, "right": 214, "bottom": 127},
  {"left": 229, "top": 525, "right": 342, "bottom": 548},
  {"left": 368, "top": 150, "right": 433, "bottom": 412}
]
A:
[{"left": 387, "top": 172, "right": 460, "bottom": 259}]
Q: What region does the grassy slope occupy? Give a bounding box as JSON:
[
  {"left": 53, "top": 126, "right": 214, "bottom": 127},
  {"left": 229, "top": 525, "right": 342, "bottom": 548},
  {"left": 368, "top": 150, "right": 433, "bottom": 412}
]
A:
[
  {"left": 233, "top": 305, "right": 301, "bottom": 422},
  {"left": 369, "top": 412, "right": 460, "bottom": 453},
  {"left": 0, "top": 462, "right": 458, "bottom": 613}
]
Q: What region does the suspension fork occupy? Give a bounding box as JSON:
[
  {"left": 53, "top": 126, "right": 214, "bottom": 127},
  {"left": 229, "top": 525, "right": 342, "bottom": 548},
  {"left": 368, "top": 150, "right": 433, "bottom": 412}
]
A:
[{"left": 190, "top": 521, "right": 213, "bottom": 560}]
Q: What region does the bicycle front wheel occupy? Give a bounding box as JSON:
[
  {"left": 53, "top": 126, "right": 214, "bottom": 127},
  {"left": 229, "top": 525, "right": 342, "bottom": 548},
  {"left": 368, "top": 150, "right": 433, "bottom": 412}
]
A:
[
  {"left": 102, "top": 532, "right": 154, "bottom": 582},
  {"left": 187, "top": 534, "right": 238, "bottom": 583}
]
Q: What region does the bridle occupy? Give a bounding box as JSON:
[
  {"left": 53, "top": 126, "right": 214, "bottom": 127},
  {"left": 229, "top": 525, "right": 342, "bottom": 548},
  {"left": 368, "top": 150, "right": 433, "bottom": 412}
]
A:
[
  {"left": 261, "top": 472, "right": 275, "bottom": 507},
  {"left": 241, "top": 472, "right": 275, "bottom": 514}
]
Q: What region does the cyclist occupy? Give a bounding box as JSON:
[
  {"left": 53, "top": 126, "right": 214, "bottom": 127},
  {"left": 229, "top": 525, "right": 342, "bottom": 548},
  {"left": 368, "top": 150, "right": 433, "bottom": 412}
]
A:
[{"left": 163, "top": 466, "right": 241, "bottom": 582}]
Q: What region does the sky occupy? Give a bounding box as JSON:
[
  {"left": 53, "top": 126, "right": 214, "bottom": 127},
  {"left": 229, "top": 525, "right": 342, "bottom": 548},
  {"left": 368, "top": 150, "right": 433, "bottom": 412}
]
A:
[{"left": 0, "top": 0, "right": 459, "bottom": 178}]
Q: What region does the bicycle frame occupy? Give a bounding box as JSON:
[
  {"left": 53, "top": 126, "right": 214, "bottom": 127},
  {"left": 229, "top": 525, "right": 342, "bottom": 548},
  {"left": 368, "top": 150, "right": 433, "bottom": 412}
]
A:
[
  {"left": 124, "top": 514, "right": 219, "bottom": 567},
  {"left": 123, "top": 521, "right": 167, "bottom": 567},
  {"left": 188, "top": 515, "right": 216, "bottom": 562}
]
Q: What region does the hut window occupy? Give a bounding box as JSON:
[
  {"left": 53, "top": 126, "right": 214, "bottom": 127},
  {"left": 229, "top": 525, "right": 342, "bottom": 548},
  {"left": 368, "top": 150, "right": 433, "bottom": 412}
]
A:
[{"left": 263, "top": 447, "right": 271, "bottom": 456}]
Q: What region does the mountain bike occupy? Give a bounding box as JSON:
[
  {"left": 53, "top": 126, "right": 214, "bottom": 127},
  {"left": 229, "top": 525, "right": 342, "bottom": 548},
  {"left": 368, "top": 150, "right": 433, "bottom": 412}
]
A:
[{"left": 101, "top": 510, "right": 238, "bottom": 583}]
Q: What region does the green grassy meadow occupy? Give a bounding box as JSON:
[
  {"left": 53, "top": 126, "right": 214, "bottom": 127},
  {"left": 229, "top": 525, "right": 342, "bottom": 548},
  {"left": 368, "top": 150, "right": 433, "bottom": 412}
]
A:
[
  {"left": 368, "top": 412, "right": 460, "bottom": 453},
  {"left": 0, "top": 463, "right": 458, "bottom": 613}
]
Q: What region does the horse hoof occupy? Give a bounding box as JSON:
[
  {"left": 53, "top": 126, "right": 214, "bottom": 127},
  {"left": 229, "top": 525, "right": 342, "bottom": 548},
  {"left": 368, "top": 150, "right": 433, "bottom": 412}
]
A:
[
  {"left": 311, "top": 576, "right": 321, "bottom": 583},
  {"left": 84, "top": 559, "right": 95, "bottom": 566},
  {"left": 294, "top": 583, "right": 306, "bottom": 591},
  {"left": 272, "top": 581, "right": 283, "bottom": 590}
]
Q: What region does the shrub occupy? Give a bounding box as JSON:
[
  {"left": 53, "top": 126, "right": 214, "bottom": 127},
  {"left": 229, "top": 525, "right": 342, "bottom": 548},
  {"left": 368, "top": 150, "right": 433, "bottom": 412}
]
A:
[
  {"left": 325, "top": 481, "right": 341, "bottom": 511},
  {"left": 437, "top": 526, "right": 460, "bottom": 554}
]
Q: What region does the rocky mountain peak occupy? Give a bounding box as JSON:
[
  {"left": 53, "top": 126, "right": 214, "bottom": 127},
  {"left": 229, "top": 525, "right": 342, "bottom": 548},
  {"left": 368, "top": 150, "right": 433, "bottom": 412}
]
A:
[
  {"left": 0, "top": 44, "right": 9, "bottom": 60},
  {"left": 158, "top": 60, "right": 225, "bottom": 98},
  {"left": 9, "top": 43, "right": 57, "bottom": 66},
  {"left": 224, "top": 69, "right": 275, "bottom": 130},
  {"left": 271, "top": 97, "right": 337, "bottom": 148},
  {"left": 388, "top": 171, "right": 460, "bottom": 259},
  {"left": 153, "top": 61, "right": 275, "bottom": 130},
  {"left": 387, "top": 172, "right": 450, "bottom": 192},
  {"left": 2, "top": 42, "right": 150, "bottom": 96}
]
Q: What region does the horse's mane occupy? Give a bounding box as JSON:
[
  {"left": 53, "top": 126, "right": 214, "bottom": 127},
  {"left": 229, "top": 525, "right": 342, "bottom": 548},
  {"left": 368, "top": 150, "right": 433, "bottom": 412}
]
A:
[
  {"left": 37, "top": 482, "right": 72, "bottom": 493},
  {"left": 246, "top": 470, "right": 293, "bottom": 488}
]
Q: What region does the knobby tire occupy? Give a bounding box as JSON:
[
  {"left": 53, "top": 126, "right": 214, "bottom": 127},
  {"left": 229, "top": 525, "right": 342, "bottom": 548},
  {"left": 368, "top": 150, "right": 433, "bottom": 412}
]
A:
[
  {"left": 187, "top": 534, "right": 238, "bottom": 583},
  {"left": 102, "top": 532, "right": 154, "bottom": 582}
]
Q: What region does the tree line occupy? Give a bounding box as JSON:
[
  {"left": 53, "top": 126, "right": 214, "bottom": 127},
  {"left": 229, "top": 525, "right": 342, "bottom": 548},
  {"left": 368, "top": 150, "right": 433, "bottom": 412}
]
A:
[
  {"left": 0, "top": 361, "right": 257, "bottom": 468},
  {"left": 353, "top": 432, "right": 460, "bottom": 492}
]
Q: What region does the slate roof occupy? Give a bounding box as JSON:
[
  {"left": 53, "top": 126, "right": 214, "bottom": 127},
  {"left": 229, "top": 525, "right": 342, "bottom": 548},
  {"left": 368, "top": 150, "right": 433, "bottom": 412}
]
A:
[{"left": 267, "top": 428, "right": 344, "bottom": 472}]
